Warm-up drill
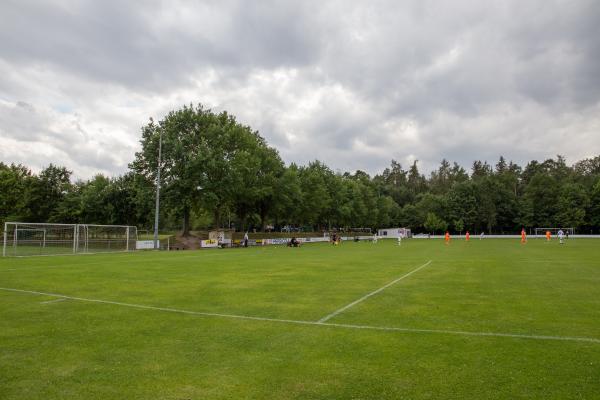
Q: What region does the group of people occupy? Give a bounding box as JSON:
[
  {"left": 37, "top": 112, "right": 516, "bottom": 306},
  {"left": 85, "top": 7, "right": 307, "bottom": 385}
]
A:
[
  {"left": 271, "top": 228, "right": 568, "bottom": 249},
  {"left": 330, "top": 233, "right": 341, "bottom": 246},
  {"left": 523, "top": 228, "right": 566, "bottom": 244},
  {"left": 287, "top": 237, "right": 301, "bottom": 247},
  {"left": 443, "top": 230, "right": 483, "bottom": 244},
  {"left": 543, "top": 229, "right": 567, "bottom": 244},
  {"left": 440, "top": 228, "right": 567, "bottom": 245}
]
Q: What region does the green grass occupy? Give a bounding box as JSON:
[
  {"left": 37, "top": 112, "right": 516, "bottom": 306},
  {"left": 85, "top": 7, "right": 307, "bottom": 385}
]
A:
[{"left": 1, "top": 239, "right": 599, "bottom": 399}]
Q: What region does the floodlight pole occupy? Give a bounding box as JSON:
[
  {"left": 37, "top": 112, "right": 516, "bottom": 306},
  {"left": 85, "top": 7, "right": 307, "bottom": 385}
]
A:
[{"left": 153, "top": 130, "right": 163, "bottom": 250}]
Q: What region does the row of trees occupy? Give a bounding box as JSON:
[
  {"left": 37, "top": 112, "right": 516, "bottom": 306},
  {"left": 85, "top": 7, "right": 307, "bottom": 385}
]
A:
[
  {"left": 2, "top": 104, "right": 600, "bottom": 234},
  {"left": 0, "top": 164, "right": 154, "bottom": 228}
]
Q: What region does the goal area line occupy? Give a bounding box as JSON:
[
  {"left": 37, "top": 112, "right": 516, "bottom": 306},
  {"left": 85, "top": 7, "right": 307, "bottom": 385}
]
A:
[
  {"left": 1, "top": 287, "right": 598, "bottom": 345},
  {"left": 318, "top": 260, "right": 432, "bottom": 323}
]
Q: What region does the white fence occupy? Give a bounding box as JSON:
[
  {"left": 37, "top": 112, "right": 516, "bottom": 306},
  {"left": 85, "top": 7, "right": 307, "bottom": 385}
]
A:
[
  {"left": 413, "top": 234, "right": 600, "bottom": 239},
  {"left": 253, "top": 234, "right": 600, "bottom": 246},
  {"left": 3, "top": 222, "right": 138, "bottom": 257}
]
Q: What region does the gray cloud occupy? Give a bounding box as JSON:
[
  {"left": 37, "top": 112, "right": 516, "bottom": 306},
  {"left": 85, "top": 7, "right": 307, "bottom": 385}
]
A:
[{"left": 0, "top": 0, "right": 599, "bottom": 179}]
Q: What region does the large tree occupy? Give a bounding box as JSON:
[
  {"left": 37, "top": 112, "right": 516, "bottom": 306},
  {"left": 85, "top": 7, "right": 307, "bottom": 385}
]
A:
[
  {"left": 0, "top": 163, "right": 32, "bottom": 225},
  {"left": 131, "top": 104, "right": 283, "bottom": 235},
  {"left": 589, "top": 179, "right": 600, "bottom": 231},
  {"left": 25, "top": 164, "right": 72, "bottom": 223},
  {"left": 297, "top": 161, "right": 332, "bottom": 229}
]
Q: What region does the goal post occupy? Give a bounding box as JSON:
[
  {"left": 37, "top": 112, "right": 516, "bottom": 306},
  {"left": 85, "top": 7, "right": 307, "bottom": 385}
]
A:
[
  {"left": 2, "top": 222, "right": 138, "bottom": 257},
  {"left": 3, "top": 222, "right": 77, "bottom": 257}
]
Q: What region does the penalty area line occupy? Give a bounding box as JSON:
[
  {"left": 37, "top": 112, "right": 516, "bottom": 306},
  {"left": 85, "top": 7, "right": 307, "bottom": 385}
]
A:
[
  {"left": 317, "top": 260, "right": 432, "bottom": 323},
  {"left": 1, "top": 287, "right": 598, "bottom": 344}
]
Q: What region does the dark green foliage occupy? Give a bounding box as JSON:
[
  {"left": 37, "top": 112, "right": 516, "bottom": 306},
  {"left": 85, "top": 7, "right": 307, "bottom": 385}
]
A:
[
  {"left": 589, "top": 179, "right": 600, "bottom": 228},
  {"left": 0, "top": 163, "right": 31, "bottom": 224},
  {"left": 424, "top": 212, "right": 447, "bottom": 234},
  {"left": 0, "top": 104, "right": 598, "bottom": 233}
]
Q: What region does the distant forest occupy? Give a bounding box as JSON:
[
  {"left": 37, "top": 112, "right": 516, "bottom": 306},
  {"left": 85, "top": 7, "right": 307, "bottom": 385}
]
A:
[{"left": 2, "top": 104, "right": 600, "bottom": 234}]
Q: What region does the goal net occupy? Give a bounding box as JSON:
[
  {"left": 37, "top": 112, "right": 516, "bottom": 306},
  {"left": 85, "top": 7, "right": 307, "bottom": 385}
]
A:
[
  {"left": 2, "top": 222, "right": 138, "bottom": 257},
  {"left": 534, "top": 227, "right": 574, "bottom": 239},
  {"left": 77, "top": 224, "right": 137, "bottom": 253}
]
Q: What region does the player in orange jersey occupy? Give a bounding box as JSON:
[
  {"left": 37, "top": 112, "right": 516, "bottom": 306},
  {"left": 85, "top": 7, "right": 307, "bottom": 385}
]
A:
[
  {"left": 465, "top": 231, "right": 470, "bottom": 241},
  {"left": 545, "top": 230, "right": 551, "bottom": 241},
  {"left": 445, "top": 231, "right": 450, "bottom": 245},
  {"left": 521, "top": 228, "right": 527, "bottom": 244}
]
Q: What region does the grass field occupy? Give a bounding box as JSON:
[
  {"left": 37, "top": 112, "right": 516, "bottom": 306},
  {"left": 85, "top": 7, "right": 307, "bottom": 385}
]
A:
[{"left": 1, "top": 238, "right": 600, "bottom": 399}]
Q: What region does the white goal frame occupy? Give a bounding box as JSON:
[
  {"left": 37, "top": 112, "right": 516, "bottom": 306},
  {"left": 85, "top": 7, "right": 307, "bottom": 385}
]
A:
[{"left": 2, "top": 222, "right": 138, "bottom": 257}]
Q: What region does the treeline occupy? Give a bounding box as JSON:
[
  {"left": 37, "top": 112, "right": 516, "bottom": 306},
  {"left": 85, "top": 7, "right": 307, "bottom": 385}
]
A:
[{"left": 2, "top": 104, "right": 600, "bottom": 234}]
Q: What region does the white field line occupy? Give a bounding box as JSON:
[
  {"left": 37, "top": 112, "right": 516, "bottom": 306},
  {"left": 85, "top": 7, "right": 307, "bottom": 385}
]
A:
[
  {"left": 317, "top": 260, "right": 433, "bottom": 323},
  {"left": 0, "top": 265, "right": 64, "bottom": 272},
  {"left": 40, "top": 298, "right": 67, "bottom": 304},
  {"left": 6, "top": 251, "right": 134, "bottom": 259},
  {"left": 0, "top": 250, "right": 281, "bottom": 272},
  {"left": 0, "top": 253, "right": 232, "bottom": 272},
  {"left": 3, "top": 287, "right": 597, "bottom": 344},
  {"left": 0, "top": 247, "right": 370, "bottom": 272}
]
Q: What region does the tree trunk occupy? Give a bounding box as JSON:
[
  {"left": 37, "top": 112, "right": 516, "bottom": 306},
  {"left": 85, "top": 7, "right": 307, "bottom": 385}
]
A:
[
  {"left": 241, "top": 216, "right": 247, "bottom": 232},
  {"left": 260, "top": 207, "right": 267, "bottom": 232},
  {"left": 182, "top": 205, "right": 191, "bottom": 236},
  {"left": 214, "top": 206, "right": 221, "bottom": 230}
]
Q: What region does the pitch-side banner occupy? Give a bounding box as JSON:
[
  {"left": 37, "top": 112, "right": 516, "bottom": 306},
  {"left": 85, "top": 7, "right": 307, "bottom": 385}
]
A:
[
  {"left": 302, "top": 237, "right": 329, "bottom": 243},
  {"left": 263, "top": 237, "right": 330, "bottom": 245},
  {"left": 136, "top": 240, "right": 157, "bottom": 250}
]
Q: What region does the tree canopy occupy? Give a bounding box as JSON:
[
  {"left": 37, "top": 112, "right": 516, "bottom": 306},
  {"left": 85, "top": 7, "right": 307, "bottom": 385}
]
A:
[{"left": 2, "top": 104, "right": 600, "bottom": 234}]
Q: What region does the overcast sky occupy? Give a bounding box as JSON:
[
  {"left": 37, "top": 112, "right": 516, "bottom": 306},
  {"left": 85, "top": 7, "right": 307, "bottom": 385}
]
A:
[{"left": 1, "top": 0, "right": 599, "bottom": 179}]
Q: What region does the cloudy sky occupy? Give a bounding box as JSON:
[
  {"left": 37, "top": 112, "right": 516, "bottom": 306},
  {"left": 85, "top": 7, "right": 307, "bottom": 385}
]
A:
[{"left": 1, "top": 0, "right": 599, "bottom": 179}]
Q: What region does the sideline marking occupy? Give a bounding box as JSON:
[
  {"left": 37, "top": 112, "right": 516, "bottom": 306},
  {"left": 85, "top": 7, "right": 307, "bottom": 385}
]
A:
[
  {"left": 1, "top": 287, "right": 598, "bottom": 344},
  {"left": 40, "top": 298, "right": 67, "bottom": 304},
  {"left": 318, "top": 260, "right": 432, "bottom": 323},
  {"left": 0, "top": 253, "right": 229, "bottom": 272},
  {"left": 0, "top": 251, "right": 260, "bottom": 272}
]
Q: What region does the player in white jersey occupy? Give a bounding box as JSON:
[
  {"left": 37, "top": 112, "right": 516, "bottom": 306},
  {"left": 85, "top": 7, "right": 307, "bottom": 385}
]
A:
[
  {"left": 397, "top": 234, "right": 402, "bottom": 246},
  {"left": 372, "top": 233, "right": 378, "bottom": 244},
  {"left": 557, "top": 229, "right": 565, "bottom": 244}
]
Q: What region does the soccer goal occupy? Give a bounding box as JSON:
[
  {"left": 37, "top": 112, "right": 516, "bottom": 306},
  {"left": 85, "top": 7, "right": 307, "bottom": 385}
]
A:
[
  {"left": 2, "top": 222, "right": 138, "bottom": 257},
  {"left": 534, "top": 227, "right": 574, "bottom": 239}
]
